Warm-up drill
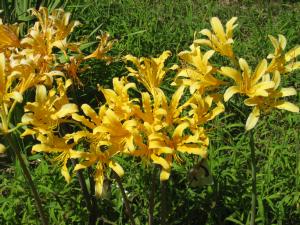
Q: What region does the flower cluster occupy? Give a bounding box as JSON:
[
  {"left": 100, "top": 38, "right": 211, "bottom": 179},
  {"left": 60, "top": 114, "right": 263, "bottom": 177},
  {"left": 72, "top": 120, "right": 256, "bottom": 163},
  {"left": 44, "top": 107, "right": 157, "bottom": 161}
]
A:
[
  {"left": 1, "top": 8, "right": 298, "bottom": 198},
  {"left": 0, "top": 7, "right": 112, "bottom": 151}
]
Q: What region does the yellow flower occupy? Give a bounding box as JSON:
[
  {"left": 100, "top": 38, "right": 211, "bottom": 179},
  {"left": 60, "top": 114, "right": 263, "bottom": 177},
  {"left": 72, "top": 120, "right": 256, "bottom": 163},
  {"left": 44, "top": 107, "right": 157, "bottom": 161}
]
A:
[
  {"left": 220, "top": 58, "right": 275, "bottom": 101},
  {"left": 267, "top": 35, "right": 300, "bottom": 73},
  {"left": 194, "top": 17, "right": 238, "bottom": 58},
  {"left": 21, "top": 7, "right": 81, "bottom": 65},
  {"left": 175, "top": 44, "right": 223, "bottom": 94},
  {"left": 124, "top": 51, "right": 177, "bottom": 95},
  {"left": 0, "top": 23, "right": 20, "bottom": 51},
  {"left": 0, "top": 53, "right": 23, "bottom": 133},
  {"left": 244, "top": 71, "right": 299, "bottom": 130},
  {"left": 186, "top": 93, "right": 225, "bottom": 127},
  {"left": 100, "top": 77, "right": 138, "bottom": 120},
  {"left": 32, "top": 133, "right": 77, "bottom": 183},
  {"left": 71, "top": 145, "right": 124, "bottom": 197},
  {"left": 84, "top": 33, "right": 114, "bottom": 63},
  {"left": 21, "top": 79, "right": 78, "bottom": 135}
]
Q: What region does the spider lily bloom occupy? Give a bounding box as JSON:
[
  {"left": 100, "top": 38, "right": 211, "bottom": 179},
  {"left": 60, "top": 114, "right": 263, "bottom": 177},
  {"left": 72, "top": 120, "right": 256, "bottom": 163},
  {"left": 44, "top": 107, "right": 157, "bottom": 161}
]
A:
[
  {"left": 186, "top": 93, "right": 225, "bottom": 127},
  {"left": 220, "top": 58, "right": 275, "bottom": 101},
  {"left": 72, "top": 103, "right": 138, "bottom": 152},
  {"left": 63, "top": 56, "right": 85, "bottom": 86},
  {"left": 124, "top": 51, "right": 177, "bottom": 95},
  {"left": 32, "top": 133, "right": 77, "bottom": 183},
  {"left": 71, "top": 143, "right": 124, "bottom": 197},
  {"left": 84, "top": 33, "right": 114, "bottom": 63},
  {"left": 0, "top": 22, "right": 20, "bottom": 51},
  {"left": 100, "top": 77, "right": 138, "bottom": 120},
  {"left": 244, "top": 71, "right": 299, "bottom": 130},
  {"left": 94, "top": 109, "right": 138, "bottom": 152},
  {"left": 132, "top": 86, "right": 208, "bottom": 180},
  {"left": 174, "top": 44, "right": 223, "bottom": 94},
  {"left": 194, "top": 17, "right": 238, "bottom": 58},
  {"left": 21, "top": 79, "right": 78, "bottom": 135},
  {"left": 267, "top": 35, "right": 300, "bottom": 73},
  {"left": 10, "top": 51, "right": 65, "bottom": 92},
  {"left": 0, "top": 53, "right": 23, "bottom": 133},
  {"left": 147, "top": 122, "right": 209, "bottom": 180},
  {"left": 21, "top": 7, "right": 81, "bottom": 65}
]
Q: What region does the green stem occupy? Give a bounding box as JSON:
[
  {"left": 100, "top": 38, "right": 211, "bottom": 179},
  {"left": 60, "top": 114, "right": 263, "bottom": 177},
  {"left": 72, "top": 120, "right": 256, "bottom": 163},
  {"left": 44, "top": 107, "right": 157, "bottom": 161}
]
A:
[
  {"left": 87, "top": 167, "right": 100, "bottom": 225},
  {"left": 113, "top": 171, "right": 136, "bottom": 225},
  {"left": 148, "top": 166, "right": 156, "bottom": 225},
  {"left": 160, "top": 180, "right": 167, "bottom": 225},
  {"left": 6, "top": 133, "right": 48, "bottom": 225},
  {"left": 250, "top": 130, "right": 257, "bottom": 225},
  {"left": 70, "top": 159, "right": 92, "bottom": 211}
]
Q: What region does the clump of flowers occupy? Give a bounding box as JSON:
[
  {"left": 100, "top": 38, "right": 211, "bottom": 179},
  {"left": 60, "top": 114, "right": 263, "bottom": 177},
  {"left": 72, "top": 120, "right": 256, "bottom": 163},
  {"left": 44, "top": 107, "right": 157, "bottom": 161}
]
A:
[
  {"left": 0, "top": 7, "right": 113, "bottom": 150},
  {"left": 1, "top": 7, "right": 298, "bottom": 201}
]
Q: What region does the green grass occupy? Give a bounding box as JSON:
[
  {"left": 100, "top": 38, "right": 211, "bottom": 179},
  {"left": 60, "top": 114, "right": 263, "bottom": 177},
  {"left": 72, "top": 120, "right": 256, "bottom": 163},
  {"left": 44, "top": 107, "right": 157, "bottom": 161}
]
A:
[{"left": 1, "top": 0, "right": 300, "bottom": 224}]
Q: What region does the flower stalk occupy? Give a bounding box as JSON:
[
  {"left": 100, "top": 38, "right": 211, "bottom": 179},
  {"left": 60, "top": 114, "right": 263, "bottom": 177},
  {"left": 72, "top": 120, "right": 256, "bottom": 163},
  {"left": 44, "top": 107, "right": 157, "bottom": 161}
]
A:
[
  {"left": 148, "top": 166, "right": 157, "bottom": 225},
  {"left": 250, "top": 130, "right": 257, "bottom": 225},
  {"left": 160, "top": 180, "right": 168, "bottom": 225},
  {"left": 113, "top": 171, "right": 136, "bottom": 225},
  {"left": 6, "top": 133, "right": 48, "bottom": 225}
]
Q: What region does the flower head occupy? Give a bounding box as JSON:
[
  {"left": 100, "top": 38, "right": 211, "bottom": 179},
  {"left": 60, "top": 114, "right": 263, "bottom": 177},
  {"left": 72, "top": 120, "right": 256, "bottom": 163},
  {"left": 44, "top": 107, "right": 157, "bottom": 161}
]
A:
[
  {"left": 194, "top": 17, "right": 238, "bottom": 58},
  {"left": 220, "top": 58, "right": 275, "bottom": 101}
]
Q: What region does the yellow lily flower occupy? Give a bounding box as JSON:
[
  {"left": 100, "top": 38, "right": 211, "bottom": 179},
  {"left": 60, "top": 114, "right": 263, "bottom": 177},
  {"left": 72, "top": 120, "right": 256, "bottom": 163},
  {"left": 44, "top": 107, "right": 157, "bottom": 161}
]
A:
[
  {"left": 21, "top": 79, "right": 78, "bottom": 135},
  {"left": 32, "top": 133, "right": 77, "bottom": 183},
  {"left": 84, "top": 33, "right": 114, "bottom": 63},
  {"left": 220, "top": 58, "right": 275, "bottom": 101},
  {"left": 71, "top": 144, "right": 124, "bottom": 197},
  {"left": 100, "top": 77, "right": 138, "bottom": 120},
  {"left": 174, "top": 44, "right": 223, "bottom": 94},
  {"left": 94, "top": 109, "right": 138, "bottom": 152},
  {"left": 186, "top": 93, "right": 225, "bottom": 127},
  {"left": 0, "top": 53, "right": 23, "bottom": 133},
  {"left": 147, "top": 123, "right": 209, "bottom": 180},
  {"left": 267, "top": 34, "right": 300, "bottom": 73},
  {"left": 21, "top": 7, "right": 81, "bottom": 66},
  {"left": 0, "top": 23, "right": 20, "bottom": 51},
  {"left": 194, "top": 17, "right": 238, "bottom": 58},
  {"left": 124, "top": 51, "right": 177, "bottom": 95},
  {"left": 244, "top": 71, "right": 299, "bottom": 130}
]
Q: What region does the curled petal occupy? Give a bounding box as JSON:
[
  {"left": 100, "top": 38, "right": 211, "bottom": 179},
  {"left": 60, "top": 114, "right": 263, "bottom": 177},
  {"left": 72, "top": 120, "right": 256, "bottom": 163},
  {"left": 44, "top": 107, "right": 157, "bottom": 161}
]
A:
[
  {"left": 280, "top": 87, "right": 297, "bottom": 97},
  {"left": 220, "top": 67, "right": 241, "bottom": 83},
  {"left": 245, "top": 107, "right": 260, "bottom": 131},
  {"left": 224, "top": 86, "right": 240, "bottom": 102},
  {"left": 61, "top": 162, "right": 71, "bottom": 183},
  {"left": 160, "top": 168, "right": 171, "bottom": 181},
  {"left": 275, "top": 102, "right": 299, "bottom": 113},
  {"left": 211, "top": 17, "right": 226, "bottom": 42},
  {"left": 51, "top": 103, "right": 78, "bottom": 119},
  {"left": 151, "top": 154, "right": 170, "bottom": 170},
  {"left": 0, "top": 143, "right": 6, "bottom": 153},
  {"left": 109, "top": 161, "right": 124, "bottom": 177},
  {"left": 36, "top": 85, "right": 47, "bottom": 103}
]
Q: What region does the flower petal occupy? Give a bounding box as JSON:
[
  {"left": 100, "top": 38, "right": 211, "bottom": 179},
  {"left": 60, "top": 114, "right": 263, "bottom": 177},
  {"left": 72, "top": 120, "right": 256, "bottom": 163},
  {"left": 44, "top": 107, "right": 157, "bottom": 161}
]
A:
[
  {"left": 224, "top": 86, "right": 240, "bottom": 101},
  {"left": 109, "top": 161, "right": 124, "bottom": 177},
  {"left": 280, "top": 87, "right": 297, "bottom": 97},
  {"left": 211, "top": 17, "right": 226, "bottom": 42},
  {"left": 0, "top": 143, "right": 6, "bottom": 153},
  {"left": 245, "top": 107, "right": 260, "bottom": 131},
  {"left": 220, "top": 67, "right": 241, "bottom": 83},
  {"left": 275, "top": 102, "right": 299, "bottom": 113},
  {"left": 160, "top": 169, "right": 171, "bottom": 181},
  {"left": 52, "top": 103, "right": 78, "bottom": 119}
]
